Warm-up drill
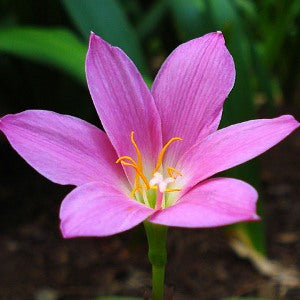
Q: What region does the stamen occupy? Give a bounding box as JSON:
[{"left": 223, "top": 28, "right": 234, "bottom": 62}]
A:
[
  {"left": 116, "top": 132, "right": 183, "bottom": 207},
  {"left": 150, "top": 183, "right": 181, "bottom": 192},
  {"left": 167, "top": 166, "right": 182, "bottom": 179},
  {"left": 116, "top": 132, "right": 150, "bottom": 194},
  {"left": 130, "top": 131, "right": 144, "bottom": 190},
  {"left": 153, "top": 137, "right": 182, "bottom": 173},
  {"left": 165, "top": 188, "right": 181, "bottom": 192},
  {"left": 130, "top": 131, "right": 142, "bottom": 169},
  {"left": 116, "top": 156, "right": 137, "bottom": 165},
  {"left": 130, "top": 184, "right": 142, "bottom": 199},
  {"left": 119, "top": 161, "right": 150, "bottom": 189},
  {"left": 150, "top": 185, "right": 181, "bottom": 192},
  {"left": 141, "top": 188, "right": 150, "bottom": 207}
]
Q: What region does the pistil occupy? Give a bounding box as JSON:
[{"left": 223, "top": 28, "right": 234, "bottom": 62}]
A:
[{"left": 150, "top": 172, "right": 176, "bottom": 210}]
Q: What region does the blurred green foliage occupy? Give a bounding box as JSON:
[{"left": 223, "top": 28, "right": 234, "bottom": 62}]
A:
[
  {"left": 0, "top": 0, "right": 299, "bottom": 255},
  {"left": 0, "top": 27, "right": 86, "bottom": 83}
]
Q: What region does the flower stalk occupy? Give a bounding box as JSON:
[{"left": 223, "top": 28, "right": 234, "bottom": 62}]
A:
[{"left": 144, "top": 221, "right": 168, "bottom": 300}]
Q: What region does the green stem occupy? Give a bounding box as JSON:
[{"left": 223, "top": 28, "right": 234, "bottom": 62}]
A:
[
  {"left": 152, "top": 264, "right": 165, "bottom": 300},
  {"left": 144, "top": 221, "right": 168, "bottom": 300}
]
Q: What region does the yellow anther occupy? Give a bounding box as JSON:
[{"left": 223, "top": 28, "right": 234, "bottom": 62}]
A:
[
  {"left": 165, "top": 188, "right": 181, "bottom": 192},
  {"left": 167, "top": 166, "right": 182, "bottom": 179},
  {"left": 116, "top": 156, "right": 137, "bottom": 165},
  {"left": 150, "top": 185, "right": 180, "bottom": 193},
  {"left": 153, "top": 137, "right": 182, "bottom": 173}
]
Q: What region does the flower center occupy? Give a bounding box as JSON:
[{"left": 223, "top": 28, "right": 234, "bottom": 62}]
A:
[{"left": 116, "top": 132, "right": 182, "bottom": 209}]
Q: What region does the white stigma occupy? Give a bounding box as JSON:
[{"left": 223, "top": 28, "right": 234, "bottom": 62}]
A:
[{"left": 149, "top": 172, "right": 175, "bottom": 193}]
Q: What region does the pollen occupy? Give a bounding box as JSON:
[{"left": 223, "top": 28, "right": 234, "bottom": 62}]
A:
[{"left": 116, "top": 131, "right": 183, "bottom": 207}]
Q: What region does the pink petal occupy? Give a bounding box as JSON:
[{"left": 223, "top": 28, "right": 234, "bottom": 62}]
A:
[
  {"left": 178, "top": 115, "right": 299, "bottom": 191},
  {"left": 86, "top": 33, "right": 162, "bottom": 179},
  {"left": 149, "top": 177, "right": 259, "bottom": 228},
  {"left": 0, "top": 110, "right": 125, "bottom": 186},
  {"left": 151, "top": 32, "right": 235, "bottom": 166},
  {"left": 60, "top": 181, "right": 154, "bottom": 238}
]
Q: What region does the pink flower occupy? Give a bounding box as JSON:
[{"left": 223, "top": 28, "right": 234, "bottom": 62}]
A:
[{"left": 0, "top": 32, "right": 298, "bottom": 238}]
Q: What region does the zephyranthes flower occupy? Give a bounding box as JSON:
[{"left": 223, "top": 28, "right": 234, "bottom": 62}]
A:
[{"left": 0, "top": 32, "right": 298, "bottom": 238}]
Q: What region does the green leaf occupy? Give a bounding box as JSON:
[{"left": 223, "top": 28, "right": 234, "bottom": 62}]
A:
[
  {"left": 0, "top": 26, "right": 86, "bottom": 83},
  {"left": 62, "top": 0, "right": 148, "bottom": 74}
]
